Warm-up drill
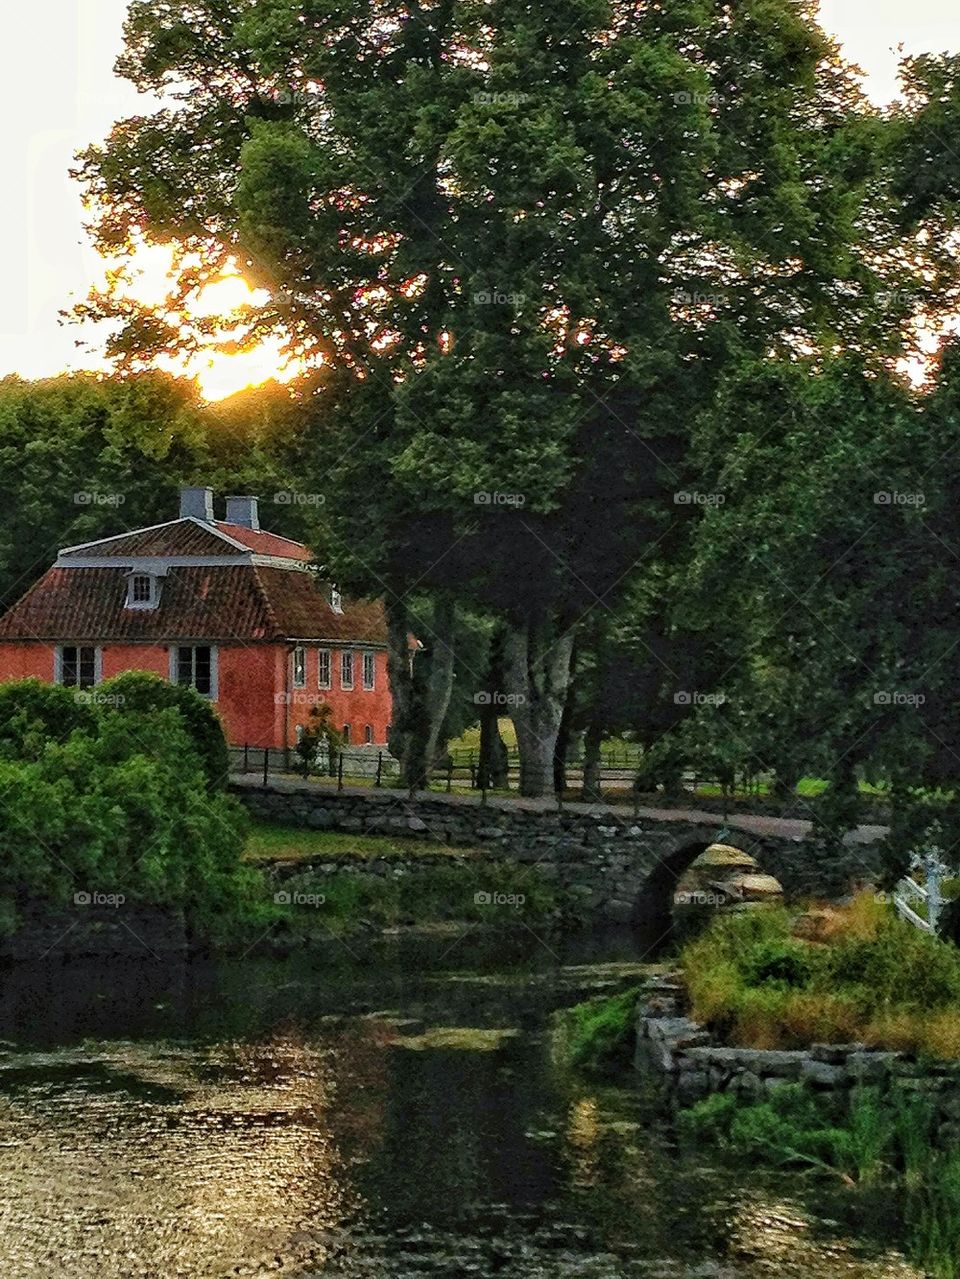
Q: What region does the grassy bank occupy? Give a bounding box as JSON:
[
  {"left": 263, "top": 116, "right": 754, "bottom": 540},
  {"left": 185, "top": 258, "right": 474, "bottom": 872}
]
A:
[
  {"left": 271, "top": 858, "right": 564, "bottom": 938},
  {"left": 681, "top": 897, "right": 960, "bottom": 1058},
  {"left": 244, "top": 818, "right": 471, "bottom": 862},
  {"left": 680, "top": 1083, "right": 960, "bottom": 1278}
]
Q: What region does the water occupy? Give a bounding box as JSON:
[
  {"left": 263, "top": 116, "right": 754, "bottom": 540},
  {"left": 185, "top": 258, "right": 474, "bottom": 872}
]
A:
[{"left": 0, "top": 930, "right": 922, "bottom": 1278}]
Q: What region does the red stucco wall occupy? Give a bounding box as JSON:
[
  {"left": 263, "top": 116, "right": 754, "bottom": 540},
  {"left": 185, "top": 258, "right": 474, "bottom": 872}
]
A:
[{"left": 0, "top": 641, "right": 394, "bottom": 751}]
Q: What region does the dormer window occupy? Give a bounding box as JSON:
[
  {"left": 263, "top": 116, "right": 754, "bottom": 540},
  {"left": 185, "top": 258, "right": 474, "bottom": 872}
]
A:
[
  {"left": 331, "top": 585, "right": 343, "bottom": 614},
  {"left": 125, "top": 571, "right": 160, "bottom": 610}
]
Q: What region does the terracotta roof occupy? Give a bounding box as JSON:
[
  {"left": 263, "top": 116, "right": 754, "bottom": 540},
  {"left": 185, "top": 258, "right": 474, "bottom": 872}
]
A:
[
  {"left": 65, "top": 520, "right": 237, "bottom": 559},
  {"left": 215, "top": 522, "right": 313, "bottom": 562},
  {"left": 254, "top": 568, "right": 388, "bottom": 643},
  {"left": 0, "top": 563, "right": 387, "bottom": 646},
  {"left": 61, "top": 518, "right": 313, "bottom": 563}
]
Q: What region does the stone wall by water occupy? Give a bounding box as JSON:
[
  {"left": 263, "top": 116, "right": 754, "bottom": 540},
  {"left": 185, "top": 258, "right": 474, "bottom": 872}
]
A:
[{"left": 636, "top": 975, "right": 960, "bottom": 1138}]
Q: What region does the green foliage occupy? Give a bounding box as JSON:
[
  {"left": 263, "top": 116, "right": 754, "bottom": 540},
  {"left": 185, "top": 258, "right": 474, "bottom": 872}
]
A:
[
  {"left": 275, "top": 860, "right": 562, "bottom": 939},
  {"left": 0, "top": 679, "right": 97, "bottom": 759},
  {"left": 681, "top": 903, "right": 960, "bottom": 1056},
  {"left": 559, "top": 987, "right": 642, "bottom": 1073},
  {"left": 0, "top": 681, "right": 254, "bottom": 942},
  {"left": 97, "top": 671, "right": 230, "bottom": 790},
  {"left": 680, "top": 1084, "right": 960, "bottom": 1278}
]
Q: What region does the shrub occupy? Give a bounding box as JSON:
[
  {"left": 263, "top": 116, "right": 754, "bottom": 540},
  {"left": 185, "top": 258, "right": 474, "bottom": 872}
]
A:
[
  {"left": 740, "top": 938, "right": 814, "bottom": 989},
  {"left": 98, "top": 671, "right": 230, "bottom": 789},
  {"left": 0, "top": 706, "right": 253, "bottom": 941},
  {"left": 0, "top": 678, "right": 97, "bottom": 758}
]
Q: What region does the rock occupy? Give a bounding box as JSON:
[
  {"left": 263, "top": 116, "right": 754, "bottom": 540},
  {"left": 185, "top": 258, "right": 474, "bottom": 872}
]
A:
[
  {"left": 801, "top": 1058, "right": 847, "bottom": 1087},
  {"left": 811, "top": 1042, "right": 866, "bottom": 1064},
  {"left": 722, "top": 872, "right": 784, "bottom": 901},
  {"left": 847, "top": 1051, "right": 901, "bottom": 1082}
]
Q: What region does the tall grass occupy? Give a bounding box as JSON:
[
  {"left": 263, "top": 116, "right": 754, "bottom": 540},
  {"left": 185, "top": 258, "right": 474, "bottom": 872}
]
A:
[
  {"left": 681, "top": 1084, "right": 960, "bottom": 1277},
  {"left": 680, "top": 896, "right": 960, "bottom": 1057}
]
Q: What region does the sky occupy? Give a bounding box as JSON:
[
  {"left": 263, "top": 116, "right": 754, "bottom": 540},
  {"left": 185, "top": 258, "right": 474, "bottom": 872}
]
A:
[{"left": 1, "top": 1, "right": 960, "bottom": 400}]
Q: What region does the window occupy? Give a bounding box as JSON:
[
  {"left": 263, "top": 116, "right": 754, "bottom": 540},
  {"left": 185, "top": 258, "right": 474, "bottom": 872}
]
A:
[
  {"left": 293, "top": 646, "right": 306, "bottom": 688},
  {"left": 342, "top": 724, "right": 351, "bottom": 744},
  {"left": 174, "top": 645, "right": 215, "bottom": 698},
  {"left": 362, "top": 651, "right": 375, "bottom": 690},
  {"left": 341, "top": 650, "right": 354, "bottom": 690},
  {"left": 125, "top": 572, "right": 159, "bottom": 610},
  {"left": 58, "top": 646, "right": 97, "bottom": 688},
  {"left": 331, "top": 586, "right": 343, "bottom": 614},
  {"left": 317, "top": 648, "right": 331, "bottom": 689},
  {"left": 364, "top": 724, "right": 374, "bottom": 745}
]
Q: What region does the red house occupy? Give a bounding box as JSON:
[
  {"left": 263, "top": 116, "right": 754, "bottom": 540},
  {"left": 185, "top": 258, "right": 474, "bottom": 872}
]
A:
[{"left": 0, "top": 487, "right": 395, "bottom": 752}]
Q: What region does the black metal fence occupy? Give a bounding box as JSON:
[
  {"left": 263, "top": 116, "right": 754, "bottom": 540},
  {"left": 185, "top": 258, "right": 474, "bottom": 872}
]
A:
[{"left": 229, "top": 743, "right": 765, "bottom": 799}]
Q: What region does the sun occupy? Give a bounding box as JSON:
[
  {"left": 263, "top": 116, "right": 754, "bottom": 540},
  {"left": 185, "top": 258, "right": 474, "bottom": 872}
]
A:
[{"left": 92, "top": 240, "right": 309, "bottom": 401}]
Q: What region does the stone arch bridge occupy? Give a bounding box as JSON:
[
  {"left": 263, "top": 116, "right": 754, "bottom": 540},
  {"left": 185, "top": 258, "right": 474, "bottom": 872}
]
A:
[{"left": 233, "top": 777, "right": 887, "bottom": 926}]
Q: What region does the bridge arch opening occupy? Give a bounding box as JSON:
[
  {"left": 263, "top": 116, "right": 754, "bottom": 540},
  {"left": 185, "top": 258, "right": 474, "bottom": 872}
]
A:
[{"left": 631, "top": 838, "right": 715, "bottom": 953}]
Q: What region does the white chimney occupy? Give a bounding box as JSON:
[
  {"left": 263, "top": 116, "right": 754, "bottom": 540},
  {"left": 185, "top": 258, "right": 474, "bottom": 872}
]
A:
[
  {"left": 225, "top": 496, "right": 260, "bottom": 530},
  {"left": 180, "top": 486, "right": 214, "bottom": 522}
]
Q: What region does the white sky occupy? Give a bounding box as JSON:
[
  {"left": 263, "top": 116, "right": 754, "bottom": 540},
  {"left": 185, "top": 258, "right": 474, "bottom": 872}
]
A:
[{"left": 1, "top": 0, "right": 959, "bottom": 391}]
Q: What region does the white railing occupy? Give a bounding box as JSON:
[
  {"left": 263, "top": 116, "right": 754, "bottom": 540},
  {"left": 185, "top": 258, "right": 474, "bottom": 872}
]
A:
[{"left": 894, "top": 850, "right": 949, "bottom": 935}]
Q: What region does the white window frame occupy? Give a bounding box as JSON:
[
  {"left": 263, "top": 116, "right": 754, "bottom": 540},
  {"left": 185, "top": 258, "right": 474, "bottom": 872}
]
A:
[
  {"left": 340, "top": 650, "right": 354, "bottom": 690},
  {"left": 169, "top": 645, "right": 218, "bottom": 700},
  {"left": 342, "top": 723, "right": 351, "bottom": 744},
  {"left": 331, "top": 585, "right": 343, "bottom": 614},
  {"left": 364, "top": 724, "right": 374, "bottom": 745},
  {"left": 125, "top": 572, "right": 160, "bottom": 610},
  {"left": 55, "top": 645, "right": 102, "bottom": 688},
  {"left": 317, "top": 648, "right": 332, "bottom": 690},
  {"left": 362, "top": 651, "right": 376, "bottom": 691},
  {"left": 293, "top": 645, "right": 306, "bottom": 689}
]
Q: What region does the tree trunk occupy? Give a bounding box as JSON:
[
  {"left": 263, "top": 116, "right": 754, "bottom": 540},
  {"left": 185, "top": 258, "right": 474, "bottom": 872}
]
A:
[
  {"left": 478, "top": 623, "right": 509, "bottom": 790},
  {"left": 581, "top": 719, "right": 603, "bottom": 802},
  {"left": 553, "top": 693, "right": 573, "bottom": 796},
  {"left": 422, "top": 595, "right": 457, "bottom": 776},
  {"left": 505, "top": 615, "right": 576, "bottom": 799},
  {"left": 386, "top": 597, "right": 458, "bottom": 791}
]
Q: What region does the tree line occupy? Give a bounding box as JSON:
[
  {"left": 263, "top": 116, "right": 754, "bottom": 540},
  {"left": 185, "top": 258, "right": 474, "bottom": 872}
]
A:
[{"left": 9, "top": 1, "right": 960, "bottom": 860}]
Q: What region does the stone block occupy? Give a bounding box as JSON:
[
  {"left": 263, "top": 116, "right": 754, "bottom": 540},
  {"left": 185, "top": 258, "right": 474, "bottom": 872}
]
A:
[{"left": 801, "top": 1058, "right": 847, "bottom": 1087}]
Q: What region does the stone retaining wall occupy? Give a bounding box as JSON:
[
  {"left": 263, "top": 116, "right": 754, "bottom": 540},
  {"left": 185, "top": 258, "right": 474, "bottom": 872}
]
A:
[
  {"left": 233, "top": 779, "right": 887, "bottom": 918},
  {"left": 637, "top": 975, "right": 960, "bottom": 1137}
]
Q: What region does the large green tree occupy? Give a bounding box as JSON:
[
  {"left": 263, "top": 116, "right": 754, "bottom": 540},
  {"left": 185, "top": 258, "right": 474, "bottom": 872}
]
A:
[{"left": 74, "top": 0, "right": 933, "bottom": 793}]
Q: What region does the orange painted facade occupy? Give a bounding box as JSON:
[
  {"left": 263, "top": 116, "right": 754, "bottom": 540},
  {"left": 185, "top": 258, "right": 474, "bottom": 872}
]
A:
[{"left": 0, "top": 640, "right": 392, "bottom": 750}]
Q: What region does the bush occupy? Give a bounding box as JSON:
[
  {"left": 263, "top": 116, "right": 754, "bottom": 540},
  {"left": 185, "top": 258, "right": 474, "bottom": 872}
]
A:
[
  {"left": 0, "top": 706, "right": 254, "bottom": 941},
  {"left": 0, "top": 679, "right": 97, "bottom": 758},
  {"left": 97, "top": 671, "right": 230, "bottom": 789}
]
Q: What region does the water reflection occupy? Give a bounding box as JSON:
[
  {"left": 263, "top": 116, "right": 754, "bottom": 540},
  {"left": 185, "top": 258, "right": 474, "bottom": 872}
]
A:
[{"left": 0, "top": 930, "right": 924, "bottom": 1279}]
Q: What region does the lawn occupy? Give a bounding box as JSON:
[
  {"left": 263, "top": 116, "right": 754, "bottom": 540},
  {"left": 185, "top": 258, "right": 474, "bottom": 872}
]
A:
[{"left": 244, "top": 818, "right": 474, "bottom": 862}]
